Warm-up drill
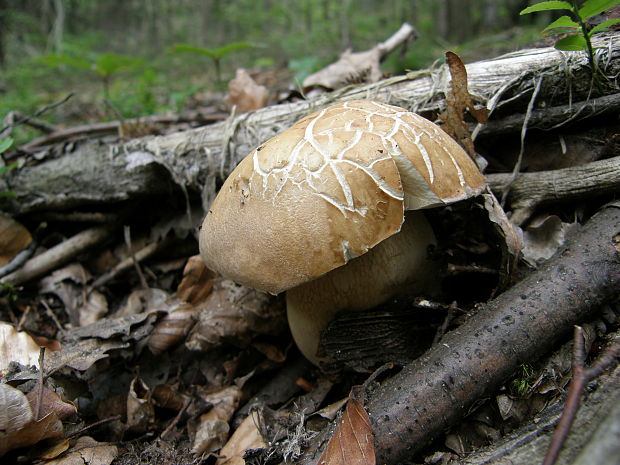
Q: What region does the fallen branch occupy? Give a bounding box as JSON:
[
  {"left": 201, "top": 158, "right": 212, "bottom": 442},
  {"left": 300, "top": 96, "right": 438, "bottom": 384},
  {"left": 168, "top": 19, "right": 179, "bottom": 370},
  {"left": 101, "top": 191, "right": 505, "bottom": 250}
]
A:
[
  {"left": 486, "top": 155, "right": 620, "bottom": 225},
  {"left": 363, "top": 203, "right": 620, "bottom": 464},
  {"left": 0, "top": 225, "right": 115, "bottom": 286},
  {"left": 2, "top": 33, "right": 619, "bottom": 216},
  {"left": 477, "top": 92, "right": 620, "bottom": 136}
]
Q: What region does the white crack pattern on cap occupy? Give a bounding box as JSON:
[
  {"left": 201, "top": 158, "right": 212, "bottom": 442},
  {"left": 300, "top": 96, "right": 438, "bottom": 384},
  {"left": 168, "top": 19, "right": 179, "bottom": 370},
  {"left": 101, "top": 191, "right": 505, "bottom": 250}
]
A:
[{"left": 250, "top": 100, "right": 468, "bottom": 217}]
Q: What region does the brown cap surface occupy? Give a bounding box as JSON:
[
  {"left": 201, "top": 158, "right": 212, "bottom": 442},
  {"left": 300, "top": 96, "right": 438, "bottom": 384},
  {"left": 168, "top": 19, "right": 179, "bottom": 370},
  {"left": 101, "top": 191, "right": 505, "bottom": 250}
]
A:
[{"left": 200, "top": 100, "right": 484, "bottom": 294}]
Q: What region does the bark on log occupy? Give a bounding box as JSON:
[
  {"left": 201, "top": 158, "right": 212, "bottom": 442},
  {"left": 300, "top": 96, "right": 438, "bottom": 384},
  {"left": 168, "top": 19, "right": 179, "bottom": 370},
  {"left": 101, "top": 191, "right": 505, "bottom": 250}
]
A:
[
  {"left": 1, "top": 33, "right": 619, "bottom": 216},
  {"left": 486, "top": 155, "right": 620, "bottom": 224},
  {"left": 365, "top": 204, "right": 620, "bottom": 464}
]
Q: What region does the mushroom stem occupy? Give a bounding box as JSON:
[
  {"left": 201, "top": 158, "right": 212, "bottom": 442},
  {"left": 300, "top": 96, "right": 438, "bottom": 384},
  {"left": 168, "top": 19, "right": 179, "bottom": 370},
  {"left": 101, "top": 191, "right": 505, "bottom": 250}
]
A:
[{"left": 286, "top": 211, "right": 438, "bottom": 365}]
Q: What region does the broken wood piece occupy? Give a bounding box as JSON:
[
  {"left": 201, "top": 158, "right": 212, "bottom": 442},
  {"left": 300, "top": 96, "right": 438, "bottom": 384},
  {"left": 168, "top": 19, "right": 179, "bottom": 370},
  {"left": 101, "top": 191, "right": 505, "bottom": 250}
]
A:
[
  {"left": 364, "top": 204, "right": 620, "bottom": 464},
  {"left": 486, "top": 155, "right": 620, "bottom": 225},
  {"left": 303, "top": 22, "right": 416, "bottom": 89},
  {"left": 0, "top": 225, "right": 115, "bottom": 286}
]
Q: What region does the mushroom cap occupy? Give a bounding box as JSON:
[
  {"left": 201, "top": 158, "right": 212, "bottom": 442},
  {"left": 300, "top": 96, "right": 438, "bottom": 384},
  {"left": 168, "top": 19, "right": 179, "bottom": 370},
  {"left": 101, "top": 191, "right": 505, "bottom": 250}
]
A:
[{"left": 199, "top": 100, "right": 484, "bottom": 294}]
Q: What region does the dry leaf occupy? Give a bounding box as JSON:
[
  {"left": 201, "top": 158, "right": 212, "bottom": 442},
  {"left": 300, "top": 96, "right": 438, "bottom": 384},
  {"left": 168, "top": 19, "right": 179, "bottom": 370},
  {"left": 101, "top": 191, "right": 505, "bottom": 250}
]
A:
[
  {"left": 147, "top": 299, "right": 198, "bottom": 355},
  {"left": 40, "top": 263, "right": 108, "bottom": 326},
  {"left": 192, "top": 385, "right": 242, "bottom": 455},
  {"left": 44, "top": 436, "right": 118, "bottom": 465},
  {"left": 0, "top": 322, "right": 43, "bottom": 375},
  {"left": 303, "top": 47, "right": 382, "bottom": 90},
  {"left": 226, "top": 68, "right": 269, "bottom": 114},
  {"left": 0, "top": 214, "right": 32, "bottom": 266},
  {"left": 317, "top": 389, "right": 375, "bottom": 465},
  {"left": 441, "top": 51, "right": 489, "bottom": 159},
  {"left": 185, "top": 278, "right": 285, "bottom": 352},
  {"left": 215, "top": 411, "right": 266, "bottom": 465},
  {"left": 176, "top": 255, "right": 216, "bottom": 305},
  {"left": 126, "top": 377, "right": 155, "bottom": 433},
  {"left": 481, "top": 192, "right": 523, "bottom": 285},
  {"left": 0, "top": 383, "right": 74, "bottom": 457}
]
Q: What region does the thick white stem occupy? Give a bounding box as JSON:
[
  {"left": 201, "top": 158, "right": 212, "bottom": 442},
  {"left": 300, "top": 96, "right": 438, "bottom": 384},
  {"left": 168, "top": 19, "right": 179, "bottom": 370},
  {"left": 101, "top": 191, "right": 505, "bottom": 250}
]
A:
[{"left": 286, "top": 211, "right": 438, "bottom": 364}]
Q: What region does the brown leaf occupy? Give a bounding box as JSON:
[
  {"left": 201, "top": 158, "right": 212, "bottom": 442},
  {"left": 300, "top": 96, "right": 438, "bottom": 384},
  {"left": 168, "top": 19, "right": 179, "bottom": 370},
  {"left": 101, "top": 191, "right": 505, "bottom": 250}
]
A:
[
  {"left": 0, "top": 383, "right": 66, "bottom": 457},
  {"left": 126, "top": 377, "right": 155, "bottom": 433},
  {"left": 176, "top": 255, "right": 215, "bottom": 305},
  {"left": 192, "top": 385, "right": 242, "bottom": 455},
  {"left": 441, "top": 51, "right": 489, "bottom": 159},
  {"left": 481, "top": 192, "right": 523, "bottom": 286},
  {"left": 147, "top": 299, "right": 198, "bottom": 355},
  {"left": 0, "top": 214, "right": 32, "bottom": 266},
  {"left": 215, "top": 411, "right": 266, "bottom": 465},
  {"left": 0, "top": 322, "right": 43, "bottom": 375},
  {"left": 225, "top": 68, "right": 269, "bottom": 114},
  {"left": 185, "top": 278, "right": 285, "bottom": 352},
  {"left": 44, "top": 436, "right": 118, "bottom": 465},
  {"left": 317, "top": 389, "right": 375, "bottom": 465}
]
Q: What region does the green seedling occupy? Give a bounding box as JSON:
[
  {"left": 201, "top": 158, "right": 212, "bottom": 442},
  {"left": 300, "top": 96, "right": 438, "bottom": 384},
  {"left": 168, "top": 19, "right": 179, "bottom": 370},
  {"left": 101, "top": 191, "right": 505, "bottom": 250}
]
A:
[
  {"left": 520, "top": 0, "right": 620, "bottom": 78},
  {"left": 173, "top": 42, "right": 255, "bottom": 84},
  {"left": 40, "top": 52, "right": 144, "bottom": 97}
]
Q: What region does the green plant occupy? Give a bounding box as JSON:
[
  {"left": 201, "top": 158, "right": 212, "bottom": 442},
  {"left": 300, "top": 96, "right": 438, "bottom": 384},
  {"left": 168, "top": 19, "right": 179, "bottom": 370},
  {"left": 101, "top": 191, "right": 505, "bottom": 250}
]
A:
[
  {"left": 510, "top": 363, "right": 536, "bottom": 397},
  {"left": 39, "top": 52, "right": 144, "bottom": 98},
  {"left": 520, "top": 0, "right": 620, "bottom": 77},
  {"left": 173, "top": 41, "right": 256, "bottom": 84}
]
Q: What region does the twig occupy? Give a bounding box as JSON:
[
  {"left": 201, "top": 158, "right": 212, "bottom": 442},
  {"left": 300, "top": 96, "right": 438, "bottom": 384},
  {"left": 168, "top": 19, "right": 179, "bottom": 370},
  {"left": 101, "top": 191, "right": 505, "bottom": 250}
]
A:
[
  {"left": 124, "top": 225, "right": 148, "bottom": 289},
  {"left": 36, "top": 347, "right": 46, "bottom": 421},
  {"left": 501, "top": 76, "right": 542, "bottom": 206},
  {"left": 0, "top": 225, "right": 115, "bottom": 286},
  {"left": 64, "top": 415, "right": 123, "bottom": 439},
  {"left": 542, "top": 327, "right": 620, "bottom": 465},
  {"left": 89, "top": 238, "right": 165, "bottom": 290},
  {"left": 0, "top": 240, "right": 38, "bottom": 279},
  {"left": 160, "top": 397, "right": 191, "bottom": 440},
  {"left": 0, "top": 93, "right": 73, "bottom": 137}
]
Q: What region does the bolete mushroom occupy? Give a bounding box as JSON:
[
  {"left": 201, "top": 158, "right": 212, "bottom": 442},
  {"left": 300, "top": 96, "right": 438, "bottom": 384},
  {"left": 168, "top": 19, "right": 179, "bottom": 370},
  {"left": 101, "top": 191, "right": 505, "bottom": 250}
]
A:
[{"left": 199, "top": 100, "right": 485, "bottom": 364}]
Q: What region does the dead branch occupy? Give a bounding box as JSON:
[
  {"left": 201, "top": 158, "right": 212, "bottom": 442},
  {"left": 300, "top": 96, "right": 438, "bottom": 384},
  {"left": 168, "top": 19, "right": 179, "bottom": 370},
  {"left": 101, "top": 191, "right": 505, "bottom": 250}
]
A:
[
  {"left": 0, "top": 225, "right": 115, "bottom": 286},
  {"left": 486, "top": 155, "right": 620, "bottom": 225},
  {"left": 363, "top": 204, "right": 620, "bottom": 464},
  {"left": 477, "top": 92, "right": 620, "bottom": 137},
  {"left": 1, "top": 33, "right": 619, "bottom": 216}
]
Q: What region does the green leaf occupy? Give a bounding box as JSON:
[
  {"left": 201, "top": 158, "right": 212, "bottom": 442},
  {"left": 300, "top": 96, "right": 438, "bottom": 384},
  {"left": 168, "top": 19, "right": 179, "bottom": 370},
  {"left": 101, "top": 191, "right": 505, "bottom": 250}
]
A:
[
  {"left": 554, "top": 35, "right": 588, "bottom": 50},
  {"left": 543, "top": 15, "right": 580, "bottom": 33},
  {"left": 589, "top": 17, "right": 620, "bottom": 34},
  {"left": 211, "top": 42, "right": 255, "bottom": 60},
  {"left": 174, "top": 42, "right": 255, "bottom": 60},
  {"left": 0, "top": 137, "right": 13, "bottom": 155},
  {"left": 173, "top": 43, "right": 217, "bottom": 58},
  {"left": 520, "top": 1, "right": 573, "bottom": 15},
  {"left": 94, "top": 53, "right": 143, "bottom": 77},
  {"left": 578, "top": 0, "right": 620, "bottom": 20},
  {"left": 0, "top": 161, "right": 18, "bottom": 175}
]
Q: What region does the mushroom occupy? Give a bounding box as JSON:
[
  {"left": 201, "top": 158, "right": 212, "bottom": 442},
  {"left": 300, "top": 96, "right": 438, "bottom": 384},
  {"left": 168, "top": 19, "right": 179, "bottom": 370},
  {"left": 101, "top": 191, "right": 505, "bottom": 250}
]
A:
[{"left": 199, "top": 100, "right": 485, "bottom": 364}]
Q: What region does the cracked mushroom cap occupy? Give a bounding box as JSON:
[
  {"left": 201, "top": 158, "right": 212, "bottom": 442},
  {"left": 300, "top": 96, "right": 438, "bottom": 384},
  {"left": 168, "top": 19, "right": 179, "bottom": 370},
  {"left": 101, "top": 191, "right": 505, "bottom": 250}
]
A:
[{"left": 199, "top": 100, "right": 485, "bottom": 294}]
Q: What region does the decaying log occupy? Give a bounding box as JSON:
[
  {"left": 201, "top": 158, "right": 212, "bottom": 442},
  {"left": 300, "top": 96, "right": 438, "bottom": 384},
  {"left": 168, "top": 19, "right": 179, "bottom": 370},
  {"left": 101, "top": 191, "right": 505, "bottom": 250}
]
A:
[
  {"left": 486, "top": 155, "right": 620, "bottom": 225},
  {"left": 363, "top": 204, "right": 620, "bottom": 464},
  {"left": 1, "top": 33, "right": 619, "bottom": 216}
]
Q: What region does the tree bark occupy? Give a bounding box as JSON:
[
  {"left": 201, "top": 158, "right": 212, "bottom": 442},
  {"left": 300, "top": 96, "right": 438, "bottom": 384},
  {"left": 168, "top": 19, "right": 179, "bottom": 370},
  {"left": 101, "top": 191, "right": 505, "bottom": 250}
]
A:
[{"left": 365, "top": 204, "right": 620, "bottom": 464}]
